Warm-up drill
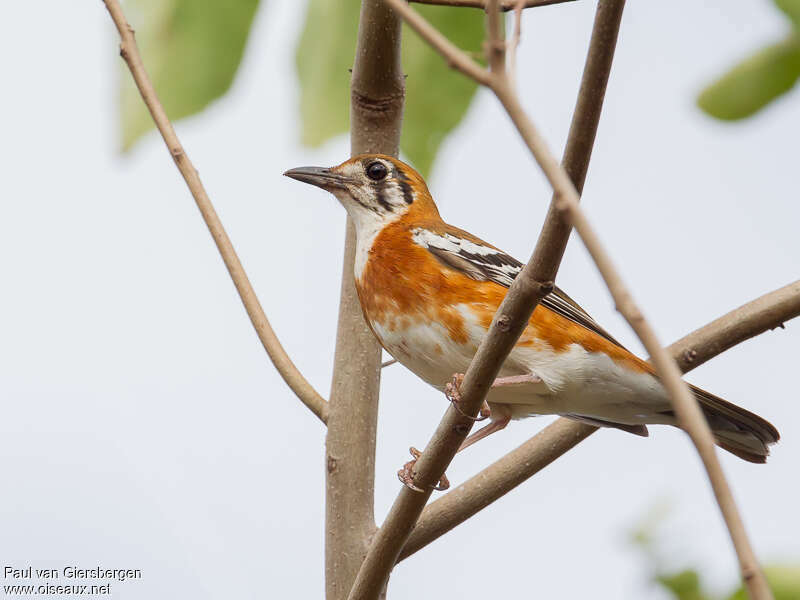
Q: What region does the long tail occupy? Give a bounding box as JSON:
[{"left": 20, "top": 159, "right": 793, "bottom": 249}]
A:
[{"left": 688, "top": 384, "right": 780, "bottom": 463}]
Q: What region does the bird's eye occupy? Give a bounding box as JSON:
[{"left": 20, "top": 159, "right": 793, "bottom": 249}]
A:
[{"left": 366, "top": 161, "right": 388, "bottom": 181}]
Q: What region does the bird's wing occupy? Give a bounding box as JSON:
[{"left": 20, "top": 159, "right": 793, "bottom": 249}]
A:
[{"left": 411, "top": 226, "right": 625, "bottom": 348}]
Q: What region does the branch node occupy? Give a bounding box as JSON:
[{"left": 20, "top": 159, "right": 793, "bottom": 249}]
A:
[
  {"left": 496, "top": 314, "right": 512, "bottom": 332},
  {"left": 537, "top": 280, "right": 554, "bottom": 295},
  {"left": 351, "top": 89, "right": 405, "bottom": 117}
]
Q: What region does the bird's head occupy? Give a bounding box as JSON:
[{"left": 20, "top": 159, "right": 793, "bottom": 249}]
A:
[{"left": 284, "top": 154, "right": 439, "bottom": 232}]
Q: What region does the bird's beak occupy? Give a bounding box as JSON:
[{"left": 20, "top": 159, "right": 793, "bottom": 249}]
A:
[{"left": 283, "top": 166, "right": 353, "bottom": 190}]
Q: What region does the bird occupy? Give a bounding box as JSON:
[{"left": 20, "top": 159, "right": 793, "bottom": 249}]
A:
[{"left": 284, "top": 153, "right": 780, "bottom": 475}]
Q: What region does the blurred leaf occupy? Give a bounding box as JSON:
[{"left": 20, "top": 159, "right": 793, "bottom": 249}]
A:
[
  {"left": 295, "top": 0, "right": 358, "bottom": 150},
  {"left": 295, "top": 2, "right": 483, "bottom": 176},
  {"left": 656, "top": 570, "right": 712, "bottom": 600},
  {"left": 120, "top": 0, "right": 260, "bottom": 150},
  {"left": 400, "top": 6, "right": 483, "bottom": 175},
  {"left": 775, "top": 0, "right": 800, "bottom": 28},
  {"left": 697, "top": 34, "right": 800, "bottom": 120},
  {"left": 726, "top": 565, "right": 800, "bottom": 600}
]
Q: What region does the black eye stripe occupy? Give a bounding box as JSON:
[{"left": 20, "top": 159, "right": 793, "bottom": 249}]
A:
[
  {"left": 375, "top": 186, "right": 393, "bottom": 212},
  {"left": 396, "top": 169, "right": 414, "bottom": 204}
]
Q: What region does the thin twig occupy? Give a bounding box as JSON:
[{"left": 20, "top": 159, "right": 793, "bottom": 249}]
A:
[
  {"left": 381, "top": 358, "right": 399, "bottom": 368},
  {"left": 508, "top": 0, "right": 526, "bottom": 87},
  {"left": 401, "top": 280, "right": 800, "bottom": 559},
  {"left": 369, "top": 1, "right": 773, "bottom": 598},
  {"left": 492, "top": 21, "right": 771, "bottom": 600},
  {"left": 668, "top": 280, "right": 800, "bottom": 373},
  {"left": 410, "top": 0, "right": 576, "bottom": 10},
  {"left": 540, "top": 161, "right": 773, "bottom": 598},
  {"left": 101, "top": 0, "right": 329, "bottom": 424},
  {"left": 384, "top": 0, "right": 492, "bottom": 85}
]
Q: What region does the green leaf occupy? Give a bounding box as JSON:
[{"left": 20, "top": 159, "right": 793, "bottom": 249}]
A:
[
  {"left": 775, "top": 0, "right": 800, "bottom": 28},
  {"left": 295, "top": 1, "right": 484, "bottom": 176},
  {"left": 120, "top": 0, "right": 260, "bottom": 150},
  {"left": 295, "top": 0, "right": 359, "bottom": 149},
  {"left": 726, "top": 565, "right": 800, "bottom": 600},
  {"left": 401, "top": 6, "right": 483, "bottom": 175},
  {"left": 655, "top": 570, "right": 712, "bottom": 600},
  {"left": 697, "top": 35, "right": 800, "bottom": 120}
]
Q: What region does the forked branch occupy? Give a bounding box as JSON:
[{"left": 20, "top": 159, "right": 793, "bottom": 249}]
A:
[{"left": 102, "top": 0, "right": 329, "bottom": 424}]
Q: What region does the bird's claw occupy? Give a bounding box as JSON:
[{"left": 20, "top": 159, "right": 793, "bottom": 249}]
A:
[
  {"left": 396, "top": 447, "right": 450, "bottom": 492},
  {"left": 445, "top": 373, "right": 491, "bottom": 421}
]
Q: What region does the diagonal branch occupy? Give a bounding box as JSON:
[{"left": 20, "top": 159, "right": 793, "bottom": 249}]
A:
[
  {"left": 401, "top": 279, "right": 800, "bottom": 559},
  {"left": 410, "top": 0, "right": 577, "bottom": 10},
  {"left": 101, "top": 0, "right": 329, "bottom": 424},
  {"left": 346, "top": 2, "right": 622, "bottom": 598},
  {"left": 362, "top": 1, "right": 774, "bottom": 598}
]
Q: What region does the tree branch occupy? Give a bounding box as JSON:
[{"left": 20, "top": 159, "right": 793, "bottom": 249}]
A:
[
  {"left": 492, "top": 16, "right": 771, "bottom": 600},
  {"left": 410, "top": 0, "right": 576, "bottom": 10},
  {"left": 383, "top": 0, "right": 492, "bottom": 85},
  {"left": 325, "top": 1, "right": 406, "bottom": 599},
  {"left": 364, "top": 1, "right": 774, "bottom": 598},
  {"left": 101, "top": 0, "right": 329, "bottom": 424},
  {"left": 540, "top": 157, "right": 773, "bottom": 598},
  {"left": 346, "top": 2, "right": 622, "bottom": 598},
  {"left": 401, "top": 280, "right": 800, "bottom": 559},
  {"left": 669, "top": 280, "right": 800, "bottom": 373}
]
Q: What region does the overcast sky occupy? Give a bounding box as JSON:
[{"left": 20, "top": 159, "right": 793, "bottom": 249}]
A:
[{"left": 2, "top": 1, "right": 798, "bottom": 598}]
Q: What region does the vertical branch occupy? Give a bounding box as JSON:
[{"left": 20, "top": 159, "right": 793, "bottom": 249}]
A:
[
  {"left": 325, "top": 2, "right": 405, "bottom": 599},
  {"left": 485, "top": 0, "right": 506, "bottom": 74}
]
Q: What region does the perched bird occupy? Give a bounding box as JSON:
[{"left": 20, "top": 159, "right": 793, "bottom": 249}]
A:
[{"left": 285, "top": 154, "right": 779, "bottom": 466}]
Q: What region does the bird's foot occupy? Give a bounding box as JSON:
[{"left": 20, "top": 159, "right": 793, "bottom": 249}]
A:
[
  {"left": 397, "top": 447, "right": 450, "bottom": 493},
  {"left": 445, "top": 373, "right": 491, "bottom": 421}
]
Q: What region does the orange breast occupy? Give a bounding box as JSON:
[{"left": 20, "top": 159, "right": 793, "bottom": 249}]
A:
[{"left": 356, "top": 219, "right": 652, "bottom": 375}]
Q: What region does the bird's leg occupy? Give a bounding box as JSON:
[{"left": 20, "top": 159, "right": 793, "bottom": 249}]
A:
[
  {"left": 397, "top": 447, "right": 450, "bottom": 492},
  {"left": 400, "top": 373, "right": 543, "bottom": 492},
  {"left": 445, "top": 374, "right": 491, "bottom": 421},
  {"left": 458, "top": 416, "right": 511, "bottom": 452},
  {"left": 445, "top": 372, "right": 542, "bottom": 420},
  {"left": 446, "top": 372, "right": 543, "bottom": 452},
  {"left": 489, "top": 373, "right": 544, "bottom": 388}
]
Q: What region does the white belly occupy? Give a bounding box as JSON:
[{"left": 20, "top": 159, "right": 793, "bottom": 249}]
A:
[{"left": 369, "top": 304, "right": 673, "bottom": 425}]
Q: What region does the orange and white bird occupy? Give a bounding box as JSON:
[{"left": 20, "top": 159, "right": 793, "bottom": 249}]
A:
[{"left": 285, "top": 154, "right": 779, "bottom": 464}]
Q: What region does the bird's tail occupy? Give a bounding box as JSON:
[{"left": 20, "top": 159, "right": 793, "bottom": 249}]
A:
[{"left": 689, "top": 384, "right": 780, "bottom": 463}]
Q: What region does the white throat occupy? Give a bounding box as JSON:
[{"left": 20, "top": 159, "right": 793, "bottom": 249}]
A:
[{"left": 338, "top": 198, "right": 402, "bottom": 281}]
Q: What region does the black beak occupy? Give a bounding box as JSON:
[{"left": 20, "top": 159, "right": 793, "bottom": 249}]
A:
[{"left": 283, "top": 166, "right": 353, "bottom": 190}]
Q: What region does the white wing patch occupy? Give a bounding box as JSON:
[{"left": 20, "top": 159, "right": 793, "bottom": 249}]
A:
[
  {"left": 411, "top": 227, "right": 624, "bottom": 348},
  {"left": 411, "top": 229, "right": 521, "bottom": 286}
]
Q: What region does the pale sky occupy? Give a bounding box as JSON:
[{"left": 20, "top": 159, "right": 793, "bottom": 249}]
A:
[{"left": 1, "top": 1, "right": 798, "bottom": 599}]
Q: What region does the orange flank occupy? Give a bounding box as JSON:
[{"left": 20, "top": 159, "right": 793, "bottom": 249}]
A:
[{"left": 355, "top": 207, "right": 652, "bottom": 376}]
